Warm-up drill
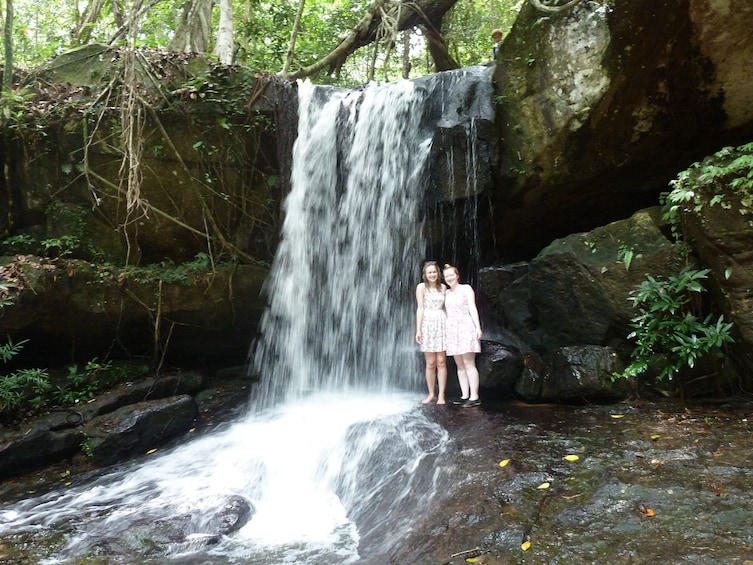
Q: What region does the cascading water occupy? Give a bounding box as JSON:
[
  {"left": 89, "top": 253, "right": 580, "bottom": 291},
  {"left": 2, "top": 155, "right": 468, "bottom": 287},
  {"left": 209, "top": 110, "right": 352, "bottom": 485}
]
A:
[
  {"left": 0, "top": 69, "right": 494, "bottom": 564},
  {"left": 251, "top": 79, "right": 431, "bottom": 408}
]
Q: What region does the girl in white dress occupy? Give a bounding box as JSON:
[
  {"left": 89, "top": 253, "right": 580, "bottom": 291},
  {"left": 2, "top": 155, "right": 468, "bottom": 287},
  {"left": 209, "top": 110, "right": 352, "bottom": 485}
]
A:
[
  {"left": 415, "top": 261, "right": 447, "bottom": 404},
  {"left": 443, "top": 264, "right": 482, "bottom": 407}
]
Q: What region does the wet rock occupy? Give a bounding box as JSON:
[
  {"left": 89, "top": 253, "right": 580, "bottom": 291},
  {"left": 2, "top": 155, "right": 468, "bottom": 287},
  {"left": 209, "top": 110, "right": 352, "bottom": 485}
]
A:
[
  {"left": 96, "top": 495, "right": 254, "bottom": 557},
  {"left": 0, "top": 427, "right": 83, "bottom": 478},
  {"left": 85, "top": 395, "right": 198, "bottom": 466},
  {"left": 477, "top": 337, "right": 525, "bottom": 395},
  {"left": 516, "top": 345, "right": 631, "bottom": 402},
  {"left": 213, "top": 495, "right": 254, "bottom": 535},
  {"left": 80, "top": 373, "right": 204, "bottom": 420}
]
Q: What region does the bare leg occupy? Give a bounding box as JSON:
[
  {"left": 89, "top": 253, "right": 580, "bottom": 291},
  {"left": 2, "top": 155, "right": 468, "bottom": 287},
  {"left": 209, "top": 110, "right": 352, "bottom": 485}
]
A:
[
  {"left": 436, "top": 352, "right": 447, "bottom": 404},
  {"left": 454, "top": 355, "right": 470, "bottom": 399},
  {"left": 423, "top": 352, "right": 437, "bottom": 403},
  {"left": 462, "top": 352, "right": 480, "bottom": 401}
]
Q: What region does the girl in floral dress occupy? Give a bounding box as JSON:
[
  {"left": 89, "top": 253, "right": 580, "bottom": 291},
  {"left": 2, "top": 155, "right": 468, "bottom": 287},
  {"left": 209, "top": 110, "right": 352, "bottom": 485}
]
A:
[
  {"left": 415, "top": 261, "right": 447, "bottom": 404},
  {"left": 442, "top": 264, "right": 482, "bottom": 407}
]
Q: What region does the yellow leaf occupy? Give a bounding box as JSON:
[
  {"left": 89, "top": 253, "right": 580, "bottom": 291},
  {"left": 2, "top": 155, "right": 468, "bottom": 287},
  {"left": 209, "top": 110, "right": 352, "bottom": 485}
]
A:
[
  {"left": 650, "top": 434, "right": 661, "bottom": 440},
  {"left": 563, "top": 454, "right": 579, "bottom": 461},
  {"left": 645, "top": 508, "right": 655, "bottom": 517},
  {"left": 499, "top": 459, "right": 510, "bottom": 467},
  {"left": 189, "top": 427, "right": 196, "bottom": 433},
  {"left": 611, "top": 414, "right": 625, "bottom": 419},
  {"left": 521, "top": 540, "right": 532, "bottom": 551},
  {"left": 537, "top": 482, "right": 550, "bottom": 489},
  {"left": 466, "top": 559, "right": 479, "bottom": 563},
  {"left": 146, "top": 448, "right": 157, "bottom": 455}
]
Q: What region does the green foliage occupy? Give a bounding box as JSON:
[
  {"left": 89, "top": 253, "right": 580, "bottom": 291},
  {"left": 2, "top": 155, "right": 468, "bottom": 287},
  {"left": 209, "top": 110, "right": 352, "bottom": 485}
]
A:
[
  {"left": 40, "top": 235, "right": 81, "bottom": 258},
  {"left": 2, "top": 234, "right": 35, "bottom": 253},
  {"left": 0, "top": 281, "right": 17, "bottom": 308},
  {"left": 0, "top": 336, "right": 51, "bottom": 416},
  {"left": 619, "top": 267, "right": 734, "bottom": 384},
  {"left": 11, "top": 0, "right": 523, "bottom": 84},
  {"left": 663, "top": 141, "right": 753, "bottom": 240},
  {"left": 114, "top": 252, "right": 219, "bottom": 285},
  {"left": 617, "top": 243, "right": 634, "bottom": 271}
]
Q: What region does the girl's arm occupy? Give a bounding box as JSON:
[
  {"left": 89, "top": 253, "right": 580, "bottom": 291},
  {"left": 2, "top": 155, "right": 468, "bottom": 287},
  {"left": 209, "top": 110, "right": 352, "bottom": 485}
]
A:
[
  {"left": 415, "top": 283, "right": 425, "bottom": 344},
  {"left": 466, "top": 285, "right": 482, "bottom": 340}
]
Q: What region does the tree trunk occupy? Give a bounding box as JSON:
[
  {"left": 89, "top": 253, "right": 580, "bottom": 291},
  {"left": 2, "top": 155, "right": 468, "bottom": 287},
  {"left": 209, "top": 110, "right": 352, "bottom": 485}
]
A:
[
  {"left": 280, "top": 0, "right": 460, "bottom": 80},
  {"left": 169, "top": 0, "right": 213, "bottom": 54},
  {"left": 421, "top": 22, "right": 459, "bottom": 71},
  {"left": 3, "top": 0, "right": 12, "bottom": 93},
  {"left": 72, "top": 0, "right": 106, "bottom": 45},
  {"left": 402, "top": 30, "right": 411, "bottom": 78},
  {"left": 281, "top": 0, "right": 305, "bottom": 75},
  {"left": 213, "top": 0, "right": 235, "bottom": 64}
]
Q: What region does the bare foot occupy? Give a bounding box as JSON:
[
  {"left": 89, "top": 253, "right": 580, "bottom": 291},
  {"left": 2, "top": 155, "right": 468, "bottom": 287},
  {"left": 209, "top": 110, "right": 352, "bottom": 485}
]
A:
[
  {"left": 422, "top": 395, "right": 434, "bottom": 404},
  {"left": 436, "top": 397, "right": 446, "bottom": 405}
]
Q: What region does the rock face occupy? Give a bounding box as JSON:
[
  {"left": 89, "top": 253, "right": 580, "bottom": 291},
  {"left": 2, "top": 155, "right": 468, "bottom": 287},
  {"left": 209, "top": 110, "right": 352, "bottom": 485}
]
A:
[
  {"left": 490, "top": 0, "right": 753, "bottom": 260},
  {"left": 0, "top": 257, "right": 268, "bottom": 367},
  {"left": 85, "top": 394, "right": 199, "bottom": 465}
]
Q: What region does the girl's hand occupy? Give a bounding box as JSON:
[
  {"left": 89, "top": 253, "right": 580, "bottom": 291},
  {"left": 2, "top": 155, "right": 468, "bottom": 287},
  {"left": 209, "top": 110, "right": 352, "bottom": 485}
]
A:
[{"left": 416, "top": 332, "right": 423, "bottom": 344}]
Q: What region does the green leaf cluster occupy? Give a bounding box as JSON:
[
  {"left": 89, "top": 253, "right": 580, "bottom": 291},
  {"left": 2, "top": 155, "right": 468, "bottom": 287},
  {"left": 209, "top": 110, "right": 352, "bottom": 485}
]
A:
[
  {"left": 619, "top": 267, "right": 734, "bottom": 384},
  {"left": 663, "top": 141, "right": 753, "bottom": 240}
]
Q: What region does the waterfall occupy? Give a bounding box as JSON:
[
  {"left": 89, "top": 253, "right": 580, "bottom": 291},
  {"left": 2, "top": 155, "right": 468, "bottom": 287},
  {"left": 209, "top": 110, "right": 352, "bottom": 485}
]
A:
[
  {"left": 251, "top": 79, "right": 432, "bottom": 408},
  {"left": 0, "top": 70, "right": 495, "bottom": 564}
]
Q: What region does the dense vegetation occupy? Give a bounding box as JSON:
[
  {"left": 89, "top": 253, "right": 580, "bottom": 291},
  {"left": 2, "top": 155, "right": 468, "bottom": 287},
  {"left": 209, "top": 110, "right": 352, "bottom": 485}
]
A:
[{"left": 4, "top": 0, "right": 523, "bottom": 84}]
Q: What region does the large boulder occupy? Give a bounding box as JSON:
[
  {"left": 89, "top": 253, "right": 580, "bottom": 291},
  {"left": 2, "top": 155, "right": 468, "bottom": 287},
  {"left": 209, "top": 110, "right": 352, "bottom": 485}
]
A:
[
  {"left": 491, "top": 0, "right": 753, "bottom": 259},
  {"left": 490, "top": 208, "right": 682, "bottom": 354}
]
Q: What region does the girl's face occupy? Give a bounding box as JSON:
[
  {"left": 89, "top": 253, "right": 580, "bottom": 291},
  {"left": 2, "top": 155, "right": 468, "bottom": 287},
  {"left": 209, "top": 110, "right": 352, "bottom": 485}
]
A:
[
  {"left": 425, "top": 265, "right": 439, "bottom": 283},
  {"left": 443, "top": 269, "right": 458, "bottom": 286}
]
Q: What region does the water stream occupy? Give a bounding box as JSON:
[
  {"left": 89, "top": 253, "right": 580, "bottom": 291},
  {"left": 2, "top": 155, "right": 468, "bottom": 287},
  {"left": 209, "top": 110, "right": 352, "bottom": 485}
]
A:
[{"left": 0, "top": 71, "right": 494, "bottom": 563}]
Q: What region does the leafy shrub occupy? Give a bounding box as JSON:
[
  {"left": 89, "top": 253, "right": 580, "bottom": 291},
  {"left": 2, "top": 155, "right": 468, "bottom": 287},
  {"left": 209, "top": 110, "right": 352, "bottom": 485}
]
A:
[
  {"left": 0, "top": 337, "right": 51, "bottom": 416},
  {"left": 620, "top": 267, "right": 734, "bottom": 384},
  {"left": 662, "top": 141, "right": 753, "bottom": 240}
]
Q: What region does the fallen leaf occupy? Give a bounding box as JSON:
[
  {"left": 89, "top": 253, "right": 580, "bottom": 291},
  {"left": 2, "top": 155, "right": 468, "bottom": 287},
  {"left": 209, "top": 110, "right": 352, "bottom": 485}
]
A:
[
  {"left": 563, "top": 454, "right": 580, "bottom": 461},
  {"left": 146, "top": 448, "right": 157, "bottom": 455},
  {"left": 189, "top": 427, "right": 196, "bottom": 433},
  {"left": 650, "top": 434, "right": 661, "bottom": 441},
  {"left": 537, "top": 482, "right": 550, "bottom": 489},
  {"left": 638, "top": 504, "right": 655, "bottom": 517},
  {"left": 499, "top": 459, "right": 510, "bottom": 467},
  {"left": 611, "top": 414, "right": 625, "bottom": 419},
  {"left": 521, "top": 540, "right": 532, "bottom": 551}
]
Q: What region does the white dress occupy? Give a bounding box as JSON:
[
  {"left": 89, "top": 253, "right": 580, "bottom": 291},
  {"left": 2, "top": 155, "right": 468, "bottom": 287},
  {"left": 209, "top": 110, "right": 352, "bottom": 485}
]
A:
[{"left": 420, "top": 288, "right": 446, "bottom": 353}]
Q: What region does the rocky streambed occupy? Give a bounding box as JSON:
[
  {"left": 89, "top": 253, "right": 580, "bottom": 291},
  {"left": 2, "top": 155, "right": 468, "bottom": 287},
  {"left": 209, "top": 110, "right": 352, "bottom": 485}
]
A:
[
  {"left": 393, "top": 399, "right": 753, "bottom": 565},
  {"left": 1, "top": 395, "right": 753, "bottom": 564}
]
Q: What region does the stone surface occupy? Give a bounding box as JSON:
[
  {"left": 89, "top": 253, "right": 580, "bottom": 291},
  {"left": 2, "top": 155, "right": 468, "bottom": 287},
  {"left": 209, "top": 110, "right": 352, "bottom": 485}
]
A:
[
  {"left": 490, "top": 0, "right": 753, "bottom": 259},
  {"left": 85, "top": 394, "right": 199, "bottom": 466},
  {"left": 515, "top": 345, "right": 632, "bottom": 402},
  {"left": 494, "top": 208, "right": 681, "bottom": 354}
]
